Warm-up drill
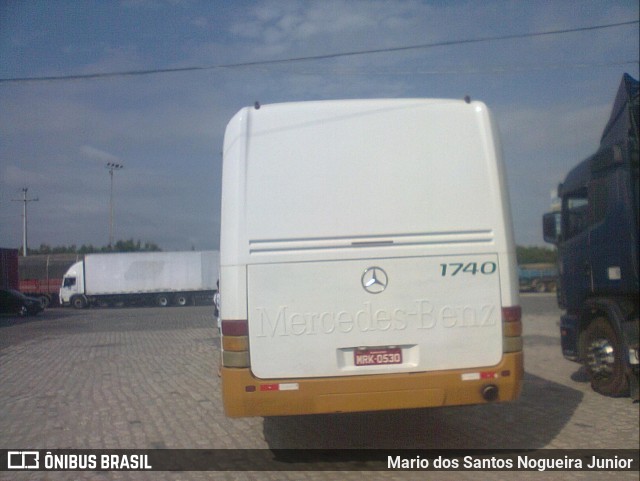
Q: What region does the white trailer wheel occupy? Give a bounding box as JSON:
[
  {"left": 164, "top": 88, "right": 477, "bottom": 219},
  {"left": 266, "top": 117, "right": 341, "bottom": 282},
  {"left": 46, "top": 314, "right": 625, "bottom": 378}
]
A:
[
  {"left": 156, "top": 295, "right": 170, "bottom": 307},
  {"left": 175, "top": 295, "right": 189, "bottom": 307}
]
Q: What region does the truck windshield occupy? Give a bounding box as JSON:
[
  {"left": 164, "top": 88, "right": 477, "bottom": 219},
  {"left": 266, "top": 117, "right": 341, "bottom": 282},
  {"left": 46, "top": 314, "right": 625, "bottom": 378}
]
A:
[{"left": 63, "top": 277, "right": 76, "bottom": 288}]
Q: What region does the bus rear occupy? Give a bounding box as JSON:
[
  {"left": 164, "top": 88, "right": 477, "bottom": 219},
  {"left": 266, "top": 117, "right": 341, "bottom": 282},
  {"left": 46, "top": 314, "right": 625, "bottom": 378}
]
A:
[{"left": 219, "top": 99, "right": 522, "bottom": 417}]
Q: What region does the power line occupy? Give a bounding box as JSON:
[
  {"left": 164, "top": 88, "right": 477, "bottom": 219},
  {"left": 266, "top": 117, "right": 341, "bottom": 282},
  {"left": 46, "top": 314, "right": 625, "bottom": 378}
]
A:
[
  {"left": 0, "top": 19, "right": 637, "bottom": 84},
  {"left": 279, "top": 60, "right": 639, "bottom": 76}
]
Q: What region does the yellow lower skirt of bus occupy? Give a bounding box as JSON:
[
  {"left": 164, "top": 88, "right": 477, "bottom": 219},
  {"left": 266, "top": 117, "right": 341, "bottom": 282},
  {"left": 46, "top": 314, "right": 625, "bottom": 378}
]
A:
[{"left": 221, "top": 352, "right": 523, "bottom": 417}]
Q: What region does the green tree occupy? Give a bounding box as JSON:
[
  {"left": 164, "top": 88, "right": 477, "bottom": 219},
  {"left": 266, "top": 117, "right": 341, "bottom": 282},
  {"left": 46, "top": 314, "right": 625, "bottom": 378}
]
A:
[
  {"left": 79, "top": 244, "right": 97, "bottom": 254},
  {"left": 22, "top": 240, "right": 162, "bottom": 255},
  {"left": 106, "top": 239, "right": 161, "bottom": 252}
]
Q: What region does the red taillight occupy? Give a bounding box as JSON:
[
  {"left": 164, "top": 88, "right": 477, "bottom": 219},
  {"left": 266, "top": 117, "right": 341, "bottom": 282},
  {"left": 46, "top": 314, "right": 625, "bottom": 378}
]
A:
[
  {"left": 502, "top": 306, "right": 522, "bottom": 353},
  {"left": 222, "top": 319, "right": 248, "bottom": 336},
  {"left": 221, "top": 319, "right": 250, "bottom": 368},
  {"left": 502, "top": 306, "right": 522, "bottom": 323}
]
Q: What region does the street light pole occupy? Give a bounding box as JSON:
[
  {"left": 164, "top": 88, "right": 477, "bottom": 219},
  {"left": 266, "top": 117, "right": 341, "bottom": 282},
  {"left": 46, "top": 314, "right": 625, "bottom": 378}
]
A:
[
  {"left": 106, "top": 162, "right": 124, "bottom": 248},
  {"left": 11, "top": 187, "right": 39, "bottom": 256}
]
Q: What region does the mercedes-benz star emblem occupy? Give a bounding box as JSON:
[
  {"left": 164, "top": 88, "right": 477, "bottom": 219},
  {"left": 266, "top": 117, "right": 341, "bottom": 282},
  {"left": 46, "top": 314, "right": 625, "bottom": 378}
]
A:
[{"left": 361, "top": 267, "right": 388, "bottom": 294}]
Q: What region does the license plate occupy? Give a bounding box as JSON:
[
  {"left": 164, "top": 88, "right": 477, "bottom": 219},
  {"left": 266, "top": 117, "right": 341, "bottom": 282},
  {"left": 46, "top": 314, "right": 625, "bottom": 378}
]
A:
[{"left": 354, "top": 348, "right": 402, "bottom": 366}]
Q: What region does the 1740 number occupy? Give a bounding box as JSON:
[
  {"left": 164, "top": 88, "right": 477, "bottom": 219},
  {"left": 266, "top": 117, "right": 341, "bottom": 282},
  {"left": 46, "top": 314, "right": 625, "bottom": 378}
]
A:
[{"left": 440, "top": 262, "right": 497, "bottom": 276}]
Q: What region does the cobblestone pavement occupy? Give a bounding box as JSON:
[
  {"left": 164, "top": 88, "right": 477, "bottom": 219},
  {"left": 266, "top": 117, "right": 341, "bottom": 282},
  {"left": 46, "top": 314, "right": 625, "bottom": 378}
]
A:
[{"left": 0, "top": 294, "right": 637, "bottom": 481}]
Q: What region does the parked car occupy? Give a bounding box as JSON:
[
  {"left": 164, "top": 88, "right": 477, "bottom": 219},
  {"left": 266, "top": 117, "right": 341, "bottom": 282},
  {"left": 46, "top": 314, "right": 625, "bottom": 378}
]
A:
[{"left": 0, "top": 289, "right": 45, "bottom": 316}]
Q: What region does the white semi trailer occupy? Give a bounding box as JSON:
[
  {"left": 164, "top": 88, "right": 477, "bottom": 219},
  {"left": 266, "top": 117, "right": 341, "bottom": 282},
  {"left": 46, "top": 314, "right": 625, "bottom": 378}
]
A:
[{"left": 60, "top": 251, "right": 218, "bottom": 309}]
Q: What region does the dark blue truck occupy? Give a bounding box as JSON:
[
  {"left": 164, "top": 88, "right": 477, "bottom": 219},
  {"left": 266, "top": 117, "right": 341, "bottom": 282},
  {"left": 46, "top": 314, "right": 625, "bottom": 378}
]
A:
[{"left": 543, "top": 73, "right": 639, "bottom": 399}]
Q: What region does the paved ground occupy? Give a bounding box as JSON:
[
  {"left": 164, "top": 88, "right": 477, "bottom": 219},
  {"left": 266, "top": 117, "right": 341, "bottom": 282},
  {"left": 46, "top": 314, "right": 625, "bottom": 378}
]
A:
[{"left": 0, "top": 294, "right": 637, "bottom": 481}]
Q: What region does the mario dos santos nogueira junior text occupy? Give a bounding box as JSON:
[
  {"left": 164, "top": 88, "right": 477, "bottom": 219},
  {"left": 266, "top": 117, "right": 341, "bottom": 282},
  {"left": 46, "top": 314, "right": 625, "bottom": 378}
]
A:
[{"left": 388, "top": 454, "right": 636, "bottom": 471}]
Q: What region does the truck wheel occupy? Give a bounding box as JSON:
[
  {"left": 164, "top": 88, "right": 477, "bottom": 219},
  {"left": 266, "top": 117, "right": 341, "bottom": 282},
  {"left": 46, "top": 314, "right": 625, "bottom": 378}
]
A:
[
  {"left": 71, "top": 296, "right": 87, "bottom": 309},
  {"left": 156, "top": 295, "right": 169, "bottom": 307},
  {"left": 39, "top": 295, "right": 50, "bottom": 308},
  {"left": 175, "top": 295, "right": 189, "bottom": 307},
  {"left": 582, "top": 317, "right": 629, "bottom": 397}
]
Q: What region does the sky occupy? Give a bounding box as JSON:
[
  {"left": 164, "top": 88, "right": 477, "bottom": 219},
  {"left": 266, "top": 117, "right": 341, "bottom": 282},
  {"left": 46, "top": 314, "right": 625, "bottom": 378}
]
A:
[{"left": 0, "top": 0, "right": 638, "bottom": 253}]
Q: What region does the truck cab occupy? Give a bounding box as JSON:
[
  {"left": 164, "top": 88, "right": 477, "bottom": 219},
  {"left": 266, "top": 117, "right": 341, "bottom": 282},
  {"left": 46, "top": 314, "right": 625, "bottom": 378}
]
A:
[
  {"left": 543, "top": 73, "right": 639, "bottom": 398},
  {"left": 59, "top": 261, "right": 85, "bottom": 307}
]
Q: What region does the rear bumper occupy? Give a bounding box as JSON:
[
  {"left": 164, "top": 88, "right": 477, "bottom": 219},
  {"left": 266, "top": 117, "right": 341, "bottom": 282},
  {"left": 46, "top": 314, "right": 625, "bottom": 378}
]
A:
[{"left": 222, "top": 351, "right": 523, "bottom": 417}]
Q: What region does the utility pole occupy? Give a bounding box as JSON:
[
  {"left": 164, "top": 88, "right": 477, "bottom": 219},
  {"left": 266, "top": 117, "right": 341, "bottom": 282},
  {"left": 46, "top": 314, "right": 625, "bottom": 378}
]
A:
[
  {"left": 11, "top": 187, "right": 39, "bottom": 256},
  {"left": 106, "top": 162, "right": 124, "bottom": 248}
]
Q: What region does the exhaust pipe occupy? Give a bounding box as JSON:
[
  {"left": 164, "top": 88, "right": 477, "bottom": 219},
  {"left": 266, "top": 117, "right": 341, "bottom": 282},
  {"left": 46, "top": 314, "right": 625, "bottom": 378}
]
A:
[{"left": 482, "top": 384, "right": 499, "bottom": 402}]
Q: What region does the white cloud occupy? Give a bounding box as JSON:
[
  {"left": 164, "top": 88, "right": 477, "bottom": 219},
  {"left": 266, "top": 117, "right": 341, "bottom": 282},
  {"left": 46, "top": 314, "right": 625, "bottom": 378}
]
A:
[
  {"left": 226, "top": 0, "right": 432, "bottom": 58},
  {"left": 498, "top": 102, "right": 611, "bottom": 173},
  {"left": 80, "top": 145, "right": 123, "bottom": 164},
  {"left": 191, "top": 16, "right": 208, "bottom": 28},
  {"left": 2, "top": 165, "right": 52, "bottom": 190}
]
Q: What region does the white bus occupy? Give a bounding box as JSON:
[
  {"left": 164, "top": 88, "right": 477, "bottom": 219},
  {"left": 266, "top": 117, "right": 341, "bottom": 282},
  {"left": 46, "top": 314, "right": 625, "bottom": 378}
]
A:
[{"left": 219, "top": 99, "right": 523, "bottom": 417}]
